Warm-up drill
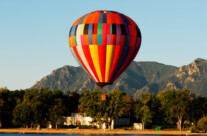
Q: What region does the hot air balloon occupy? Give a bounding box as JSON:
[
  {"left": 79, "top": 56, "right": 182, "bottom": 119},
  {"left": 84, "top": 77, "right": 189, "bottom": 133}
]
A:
[{"left": 69, "top": 10, "right": 141, "bottom": 99}]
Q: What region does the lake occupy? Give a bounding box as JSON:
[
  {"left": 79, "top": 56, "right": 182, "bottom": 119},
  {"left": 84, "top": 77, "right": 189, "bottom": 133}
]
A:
[{"left": 0, "top": 134, "right": 207, "bottom": 136}]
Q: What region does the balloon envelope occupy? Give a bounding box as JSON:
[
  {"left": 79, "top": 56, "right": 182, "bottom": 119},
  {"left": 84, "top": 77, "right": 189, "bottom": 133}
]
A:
[{"left": 69, "top": 10, "right": 141, "bottom": 88}]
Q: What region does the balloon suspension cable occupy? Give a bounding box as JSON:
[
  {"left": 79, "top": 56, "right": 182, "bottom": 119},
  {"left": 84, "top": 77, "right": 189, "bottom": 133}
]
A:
[
  {"left": 96, "top": 82, "right": 112, "bottom": 101},
  {"left": 96, "top": 82, "right": 113, "bottom": 89}
]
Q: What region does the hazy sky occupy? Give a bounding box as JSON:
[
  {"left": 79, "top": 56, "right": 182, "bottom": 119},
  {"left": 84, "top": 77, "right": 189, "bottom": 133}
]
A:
[{"left": 0, "top": 0, "right": 206, "bottom": 90}]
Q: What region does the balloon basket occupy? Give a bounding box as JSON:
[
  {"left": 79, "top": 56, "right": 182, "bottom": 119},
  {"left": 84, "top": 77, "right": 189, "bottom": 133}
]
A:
[{"left": 101, "top": 93, "right": 106, "bottom": 101}]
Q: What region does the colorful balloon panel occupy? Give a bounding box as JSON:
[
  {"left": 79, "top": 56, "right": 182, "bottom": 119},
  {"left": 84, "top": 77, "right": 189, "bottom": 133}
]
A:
[{"left": 69, "top": 10, "right": 141, "bottom": 85}]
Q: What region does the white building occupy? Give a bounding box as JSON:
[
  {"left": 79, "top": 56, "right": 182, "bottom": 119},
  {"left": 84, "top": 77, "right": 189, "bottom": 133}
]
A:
[
  {"left": 63, "top": 113, "right": 92, "bottom": 126},
  {"left": 62, "top": 112, "right": 130, "bottom": 129}
]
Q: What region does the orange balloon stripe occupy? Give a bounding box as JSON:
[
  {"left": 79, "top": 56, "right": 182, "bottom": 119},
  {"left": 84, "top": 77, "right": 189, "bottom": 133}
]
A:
[
  {"left": 72, "top": 16, "right": 82, "bottom": 26},
  {"left": 83, "top": 13, "right": 92, "bottom": 24},
  {"left": 85, "top": 13, "right": 95, "bottom": 24},
  {"left": 69, "top": 37, "right": 72, "bottom": 48},
  {"left": 83, "top": 35, "right": 89, "bottom": 45},
  {"left": 94, "top": 12, "right": 101, "bottom": 24},
  {"left": 92, "top": 34, "right": 97, "bottom": 45},
  {"left": 72, "top": 36, "right": 76, "bottom": 47},
  {"left": 82, "top": 14, "right": 91, "bottom": 24}
]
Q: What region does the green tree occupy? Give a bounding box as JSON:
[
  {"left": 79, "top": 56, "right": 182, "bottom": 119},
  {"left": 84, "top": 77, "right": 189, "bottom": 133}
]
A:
[
  {"left": 150, "top": 93, "right": 163, "bottom": 126},
  {"left": 13, "top": 88, "right": 42, "bottom": 127},
  {"left": 48, "top": 89, "right": 67, "bottom": 129},
  {"left": 79, "top": 89, "right": 102, "bottom": 125},
  {"left": 13, "top": 102, "right": 34, "bottom": 128},
  {"left": 188, "top": 95, "right": 207, "bottom": 125},
  {"left": 157, "top": 89, "right": 191, "bottom": 131},
  {"left": 38, "top": 88, "right": 53, "bottom": 127},
  {"left": 0, "top": 88, "right": 7, "bottom": 127},
  {"left": 49, "top": 98, "right": 66, "bottom": 129},
  {"left": 134, "top": 92, "right": 152, "bottom": 130},
  {"left": 197, "top": 116, "right": 207, "bottom": 132},
  {"left": 124, "top": 95, "right": 136, "bottom": 124},
  {"left": 64, "top": 90, "right": 80, "bottom": 115},
  {"left": 105, "top": 90, "right": 127, "bottom": 129},
  {"left": 0, "top": 88, "right": 24, "bottom": 128},
  {"left": 79, "top": 89, "right": 127, "bottom": 129}
]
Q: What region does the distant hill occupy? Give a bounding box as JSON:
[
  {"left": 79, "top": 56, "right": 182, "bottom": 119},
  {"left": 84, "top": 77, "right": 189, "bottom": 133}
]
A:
[{"left": 32, "top": 58, "right": 207, "bottom": 97}]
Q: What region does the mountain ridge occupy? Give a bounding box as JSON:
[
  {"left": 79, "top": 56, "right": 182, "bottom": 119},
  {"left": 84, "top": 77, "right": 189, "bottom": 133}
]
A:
[{"left": 32, "top": 58, "right": 207, "bottom": 97}]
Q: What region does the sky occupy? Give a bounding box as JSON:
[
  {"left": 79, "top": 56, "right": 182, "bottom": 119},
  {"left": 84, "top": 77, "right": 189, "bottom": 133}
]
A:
[{"left": 0, "top": 0, "right": 206, "bottom": 90}]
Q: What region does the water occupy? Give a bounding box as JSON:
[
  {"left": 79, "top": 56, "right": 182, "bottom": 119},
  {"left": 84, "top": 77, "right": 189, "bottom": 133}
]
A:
[{"left": 0, "top": 134, "right": 206, "bottom": 136}]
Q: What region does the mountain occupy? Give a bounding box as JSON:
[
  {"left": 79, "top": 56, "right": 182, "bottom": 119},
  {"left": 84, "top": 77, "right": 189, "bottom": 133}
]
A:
[
  {"left": 161, "top": 58, "right": 207, "bottom": 96},
  {"left": 32, "top": 58, "right": 207, "bottom": 97}
]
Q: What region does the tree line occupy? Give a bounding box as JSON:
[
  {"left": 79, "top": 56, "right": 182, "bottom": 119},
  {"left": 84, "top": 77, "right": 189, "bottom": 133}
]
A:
[
  {"left": 0, "top": 87, "right": 79, "bottom": 129},
  {"left": 0, "top": 87, "right": 207, "bottom": 131}
]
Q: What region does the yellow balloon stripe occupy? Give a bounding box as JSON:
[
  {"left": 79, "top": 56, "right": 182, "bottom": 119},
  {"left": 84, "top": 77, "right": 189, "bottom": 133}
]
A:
[
  {"left": 80, "top": 24, "right": 85, "bottom": 35},
  {"left": 105, "top": 45, "right": 115, "bottom": 82},
  {"left": 89, "top": 45, "right": 102, "bottom": 82}
]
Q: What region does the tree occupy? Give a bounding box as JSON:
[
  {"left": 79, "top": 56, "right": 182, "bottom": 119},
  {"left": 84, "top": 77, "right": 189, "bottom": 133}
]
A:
[
  {"left": 188, "top": 95, "right": 207, "bottom": 125},
  {"left": 105, "top": 90, "right": 127, "bottom": 129},
  {"left": 0, "top": 88, "right": 7, "bottom": 127},
  {"left": 13, "top": 88, "right": 41, "bottom": 128},
  {"left": 13, "top": 88, "right": 68, "bottom": 128},
  {"left": 124, "top": 95, "right": 136, "bottom": 124},
  {"left": 157, "top": 89, "right": 191, "bottom": 131},
  {"left": 197, "top": 116, "right": 207, "bottom": 132},
  {"left": 38, "top": 88, "right": 53, "bottom": 127},
  {"left": 150, "top": 93, "right": 163, "bottom": 126},
  {"left": 13, "top": 102, "right": 34, "bottom": 128},
  {"left": 134, "top": 92, "right": 152, "bottom": 130},
  {"left": 48, "top": 89, "right": 67, "bottom": 129},
  {"left": 49, "top": 98, "right": 66, "bottom": 129},
  {"left": 79, "top": 89, "right": 127, "bottom": 129},
  {"left": 79, "top": 89, "right": 102, "bottom": 126},
  {"left": 64, "top": 90, "right": 80, "bottom": 115},
  {"left": 0, "top": 88, "right": 24, "bottom": 128}
]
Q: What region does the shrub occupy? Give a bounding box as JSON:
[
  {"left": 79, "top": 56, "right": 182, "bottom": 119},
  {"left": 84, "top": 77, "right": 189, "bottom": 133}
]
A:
[
  {"left": 197, "top": 116, "right": 207, "bottom": 132},
  {"left": 78, "top": 125, "right": 97, "bottom": 129},
  {"left": 189, "top": 125, "right": 199, "bottom": 133},
  {"left": 61, "top": 125, "right": 76, "bottom": 129}
]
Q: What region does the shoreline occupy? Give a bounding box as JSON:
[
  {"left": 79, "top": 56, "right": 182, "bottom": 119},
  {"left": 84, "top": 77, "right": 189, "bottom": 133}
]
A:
[{"left": 0, "top": 128, "right": 207, "bottom": 135}]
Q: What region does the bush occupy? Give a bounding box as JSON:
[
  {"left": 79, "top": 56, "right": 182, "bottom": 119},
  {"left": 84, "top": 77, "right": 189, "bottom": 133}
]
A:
[
  {"left": 61, "top": 125, "right": 76, "bottom": 129},
  {"left": 189, "top": 125, "right": 199, "bottom": 133},
  {"left": 124, "top": 126, "right": 133, "bottom": 130},
  {"left": 197, "top": 116, "right": 207, "bottom": 132},
  {"left": 78, "top": 125, "right": 97, "bottom": 129}
]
